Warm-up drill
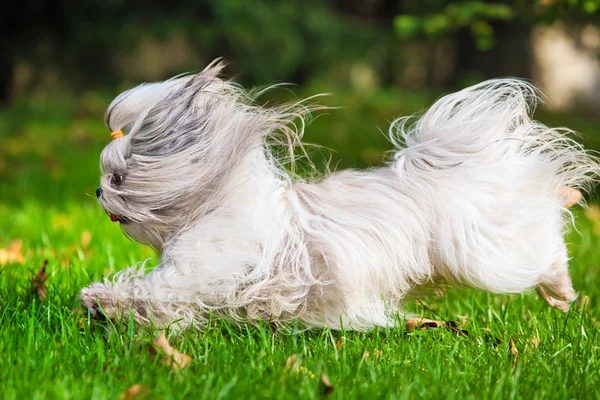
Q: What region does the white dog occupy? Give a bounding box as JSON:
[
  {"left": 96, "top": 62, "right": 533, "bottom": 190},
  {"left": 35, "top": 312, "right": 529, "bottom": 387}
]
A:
[{"left": 80, "top": 62, "right": 599, "bottom": 331}]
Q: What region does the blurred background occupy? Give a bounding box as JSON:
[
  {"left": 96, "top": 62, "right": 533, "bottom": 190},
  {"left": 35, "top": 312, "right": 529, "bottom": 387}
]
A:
[{"left": 1, "top": 0, "right": 599, "bottom": 206}]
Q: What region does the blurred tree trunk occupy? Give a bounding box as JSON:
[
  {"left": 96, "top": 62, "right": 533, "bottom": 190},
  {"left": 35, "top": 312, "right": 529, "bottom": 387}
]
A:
[{"left": 455, "top": 21, "right": 532, "bottom": 83}]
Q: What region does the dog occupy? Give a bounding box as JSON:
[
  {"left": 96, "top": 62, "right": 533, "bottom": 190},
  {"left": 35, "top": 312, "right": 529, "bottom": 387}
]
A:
[{"left": 80, "top": 61, "right": 599, "bottom": 331}]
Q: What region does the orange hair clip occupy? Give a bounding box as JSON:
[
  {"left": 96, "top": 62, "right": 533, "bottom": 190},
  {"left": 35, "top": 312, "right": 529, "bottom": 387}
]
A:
[{"left": 110, "top": 130, "right": 124, "bottom": 139}]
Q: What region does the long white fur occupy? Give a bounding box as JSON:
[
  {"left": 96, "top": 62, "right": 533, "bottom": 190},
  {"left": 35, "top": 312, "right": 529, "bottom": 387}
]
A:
[{"left": 80, "top": 63, "right": 600, "bottom": 330}]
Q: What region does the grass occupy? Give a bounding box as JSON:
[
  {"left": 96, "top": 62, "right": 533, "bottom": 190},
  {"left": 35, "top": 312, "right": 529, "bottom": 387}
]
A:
[{"left": 1, "top": 88, "right": 600, "bottom": 399}]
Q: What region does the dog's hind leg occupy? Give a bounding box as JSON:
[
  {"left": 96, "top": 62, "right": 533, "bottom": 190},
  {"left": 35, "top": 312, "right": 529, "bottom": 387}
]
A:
[
  {"left": 535, "top": 187, "right": 581, "bottom": 312},
  {"left": 536, "top": 258, "right": 578, "bottom": 312}
]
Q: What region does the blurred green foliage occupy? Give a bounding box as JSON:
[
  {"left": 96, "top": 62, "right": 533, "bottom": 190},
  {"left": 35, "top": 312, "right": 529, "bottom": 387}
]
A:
[
  {"left": 3, "top": 0, "right": 599, "bottom": 103},
  {"left": 3, "top": 0, "right": 397, "bottom": 98},
  {"left": 394, "top": 0, "right": 599, "bottom": 50}
]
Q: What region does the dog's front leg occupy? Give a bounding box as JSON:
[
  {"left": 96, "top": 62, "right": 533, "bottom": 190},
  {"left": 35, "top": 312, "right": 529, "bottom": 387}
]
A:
[
  {"left": 80, "top": 263, "right": 215, "bottom": 329},
  {"left": 79, "top": 264, "right": 190, "bottom": 327},
  {"left": 79, "top": 266, "right": 152, "bottom": 324}
]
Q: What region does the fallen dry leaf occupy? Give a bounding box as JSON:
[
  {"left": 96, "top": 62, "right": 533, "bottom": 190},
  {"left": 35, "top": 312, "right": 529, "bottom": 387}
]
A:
[
  {"left": 405, "top": 317, "right": 474, "bottom": 338},
  {"left": 579, "top": 295, "right": 591, "bottom": 310},
  {"left": 32, "top": 260, "right": 48, "bottom": 301},
  {"left": 120, "top": 384, "right": 150, "bottom": 400},
  {"left": 363, "top": 349, "right": 383, "bottom": 360},
  {"left": 320, "top": 373, "right": 335, "bottom": 396},
  {"left": 285, "top": 355, "right": 315, "bottom": 378},
  {"left": 0, "top": 239, "right": 25, "bottom": 265},
  {"left": 73, "top": 307, "right": 87, "bottom": 329},
  {"left": 481, "top": 319, "right": 503, "bottom": 346},
  {"left": 335, "top": 340, "right": 344, "bottom": 349},
  {"left": 80, "top": 230, "right": 92, "bottom": 248},
  {"left": 405, "top": 317, "right": 445, "bottom": 331},
  {"left": 152, "top": 335, "right": 191, "bottom": 371},
  {"left": 285, "top": 354, "right": 302, "bottom": 373},
  {"left": 509, "top": 338, "right": 519, "bottom": 368},
  {"left": 446, "top": 320, "right": 469, "bottom": 336},
  {"left": 530, "top": 337, "right": 540, "bottom": 349}
]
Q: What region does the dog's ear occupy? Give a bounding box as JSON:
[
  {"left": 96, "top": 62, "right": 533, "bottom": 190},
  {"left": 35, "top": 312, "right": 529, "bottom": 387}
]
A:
[
  {"left": 127, "top": 72, "right": 223, "bottom": 157},
  {"left": 105, "top": 78, "right": 190, "bottom": 134},
  {"left": 104, "top": 59, "right": 226, "bottom": 136}
]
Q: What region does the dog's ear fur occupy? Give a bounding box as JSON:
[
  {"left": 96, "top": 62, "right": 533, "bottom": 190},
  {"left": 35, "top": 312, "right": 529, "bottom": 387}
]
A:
[
  {"left": 104, "top": 61, "right": 226, "bottom": 137},
  {"left": 127, "top": 74, "right": 217, "bottom": 157},
  {"left": 105, "top": 79, "right": 188, "bottom": 134}
]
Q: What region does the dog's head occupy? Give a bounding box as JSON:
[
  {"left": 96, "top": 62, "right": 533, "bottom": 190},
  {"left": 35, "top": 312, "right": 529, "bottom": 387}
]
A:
[
  {"left": 96, "top": 62, "right": 315, "bottom": 251},
  {"left": 97, "top": 62, "right": 252, "bottom": 250}
]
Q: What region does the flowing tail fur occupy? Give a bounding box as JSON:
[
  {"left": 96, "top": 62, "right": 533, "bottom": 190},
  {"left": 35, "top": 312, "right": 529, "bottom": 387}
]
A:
[{"left": 388, "top": 79, "right": 599, "bottom": 297}]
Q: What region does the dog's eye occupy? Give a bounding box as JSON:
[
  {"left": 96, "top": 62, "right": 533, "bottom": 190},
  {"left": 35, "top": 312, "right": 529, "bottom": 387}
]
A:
[{"left": 110, "top": 173, "right": 125, "bottom": 187}]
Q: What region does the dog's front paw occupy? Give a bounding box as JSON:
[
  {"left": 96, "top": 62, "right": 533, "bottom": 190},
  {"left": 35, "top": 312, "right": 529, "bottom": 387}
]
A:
[
  {"left": 79, "top": 284, "right": 120, "bottom": 320},
  {"left": 80, "top": 283, "right": 151, "bottom": 324}
]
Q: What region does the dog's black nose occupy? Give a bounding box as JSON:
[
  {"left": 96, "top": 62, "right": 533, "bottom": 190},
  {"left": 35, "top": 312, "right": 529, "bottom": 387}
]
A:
[{"left": 96, "top": 187, "right": 103, "bottom": 198}]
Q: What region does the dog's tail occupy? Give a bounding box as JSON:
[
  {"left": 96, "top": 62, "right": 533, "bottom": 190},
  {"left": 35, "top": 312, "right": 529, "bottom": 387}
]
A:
[
  {"left": 390, "top": 79, "right": 599, "bottom": 198},
  {"left": 388, "top": 79, "right": 600, "bottom": 294}
]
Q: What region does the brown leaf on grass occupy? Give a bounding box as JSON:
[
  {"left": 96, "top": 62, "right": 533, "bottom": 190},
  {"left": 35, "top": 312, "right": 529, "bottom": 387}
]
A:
[
  {"left": 0, "top": 239, "right": 25, "bottom": 265},
  {"left": 405, "top": 318, "right": 473, "bottom": 338},
  {"left": 530, "top": 337, "right": 540, "bottom": 349},
  {"left": 405, "top": 318, "right": 445, "bottom": 331},
  {"left": 73, "top": 307, "right": 86, "bottom": 329},
  {"left": 80, "top": 231, "right": 92, "bottom": 248},
  {"left": 285, "top": 354, "right": 302, "bottom": 373},
  {"left": 363, "top": 349, "right": 382, "bottom": 360},
  {"left": 120, "top": 384, "right": 150, "bottom": 400},
  {"left": 481, "top": 319, "right": 503, "bottom": 346},
  {"left": 335, "top": 340, "right": 344, "bottom": 349},
  {"left": 73, "top": 307, "right": 95, "bottom": 329},
  {"left": 509, "top": 338, "right": 519, "bottom": 356},
  {"left": 579, "top": 295, "right": 591, "bottom": 310},
  {"left": 446, "top": 320, "right": 469, "bottom": 336},
  {"left": 320, "top": 373, "right": 335, "bottom": 396},
  {"left": 509, "top": 338, "right": 519, "bottom": 368},
  {"left": 32, "top": 260, "right": 48, "bottom": 301},
  {"left": 152, "top": 335, "right": 191, "bottom": 371}
]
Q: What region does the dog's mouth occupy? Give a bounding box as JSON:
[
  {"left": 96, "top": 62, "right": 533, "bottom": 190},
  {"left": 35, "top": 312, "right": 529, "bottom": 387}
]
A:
[{"left": 107, "top": 212, "right": 130, "bottom": 224}]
